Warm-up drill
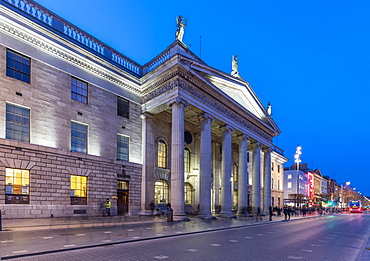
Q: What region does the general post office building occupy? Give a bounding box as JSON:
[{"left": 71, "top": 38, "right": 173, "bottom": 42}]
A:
[{"left": 0, "top": 0, "right": 287, "bottom": 220}]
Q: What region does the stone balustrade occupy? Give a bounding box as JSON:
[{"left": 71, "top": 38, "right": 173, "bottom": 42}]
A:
[
  {"left": 6, "top": 0, "right": 53, "bottom": 26},
  {"left": 146, "top": 51, "right": 170, "bottom": 72}
]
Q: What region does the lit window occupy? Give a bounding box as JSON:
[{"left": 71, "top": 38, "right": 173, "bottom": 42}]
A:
[
  {"left": 70, "top": 175, "right": 87, "bottom": 205},
  {"left": 155, "top": 179, "right": 169, "bottom": 204},
  {"left": 6, "top": 49, "right": 31, "bottom": 83},
  {"left": 157, "top": 140, "right": 167, "bottom": 168},
  {"left": 6, "top": 103, "right": 30, "bottom": 142},
  {"left": 71, "top": 77, "right": 88, "bottom": 103},
  {"left": 184, "top": 182, "right": 193, "bottom": 204},
  {"left": 117, "top": 134, "right": 129, "bottom": 161},
  {"left": 5, "top": 168, "right": 30, "bottom": 204},
  {"left": 117, "top": 96, "right": 129, "bottom": 118},
  {"left": 71, "top": 121, "right": 87, "bottom": 153},
  {"left": 117, "top": 181, "right": 128, "bottom": 190},
  {"left": 184, "top": 148, "right": 190, "bottom": 173},
  {"left": 233, "top": 162, "right": 239, "bottom": 182},
  {"left": 287, "top": 182, "right": 292, "bottom": 189},
  {"left": 287, "top": 174, "right": 292, "bottom": 179}
]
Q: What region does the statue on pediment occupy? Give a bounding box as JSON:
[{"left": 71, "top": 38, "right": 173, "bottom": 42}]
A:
[
  {"left": 267, "top": 102, "right": 272, "bottom": 115},
  {"left": 176, "top": 15, "right": 187, "bottom": 42},
  {"left": 231, "top": 55, "right": 242, "bottom": 79}
]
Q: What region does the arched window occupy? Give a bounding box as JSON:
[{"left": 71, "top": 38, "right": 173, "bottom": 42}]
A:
[
  {"left": 184, "top": 182, "right": 194, "bottom": 204},
  {"left": 184, "top": 148, "right": 190, "bottom": 173},
  {"left": 154, "top": 179, "right": 169, "bottom": 204},
  {"left": 157, "top": 139, "right": 167, "bottom": 168}
]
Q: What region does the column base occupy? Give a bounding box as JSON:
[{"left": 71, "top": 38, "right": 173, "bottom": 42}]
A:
[{"left": 218, "top": 212, "right": 236, "bottom": 218}]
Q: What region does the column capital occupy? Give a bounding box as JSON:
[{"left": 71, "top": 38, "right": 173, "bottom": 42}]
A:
[
  {"left": 141, "top": 112, "right": 154, "bottom": 120},
  {"left": 262, "top": 146, "right": 273, "bottom": 153},
  {"left": 198, "top": 112, "right": 214, "bottom": 122},
  {"left": 167, "top": 97, "right": 188, "bottom": 108},
  {"left": 237, "top": 134, "right": 250, "bottom": 141},
  {"left": 219, "top": 124, "right": 234, "bottom": 133},
  {"left": 251, "top": 141, "right": 262, "bottom": 148}
]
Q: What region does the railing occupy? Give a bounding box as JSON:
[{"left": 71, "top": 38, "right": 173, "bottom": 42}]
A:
[
  {"left": 5, "top": 0, "right": 53, "bottom": 26},
  {"left": 112, "top": 52, "right": 140, "bottom": 75},
  {"left": 146, "top": 50, "right": 170, "bottom": 72},
  {"left": 272, "top": 145, "right": 284, "bottom": 155},
  {"left": 63, "top": 24, "right": 104, "bottom": 55}
]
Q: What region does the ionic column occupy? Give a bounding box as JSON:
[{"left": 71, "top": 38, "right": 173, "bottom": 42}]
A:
[
  {"left": 168, "top": 98, "right": 188, "bottom": 220},
  {"left": 220, "top": 125, "right": 234, "bottom": 217},
  {"left": 140, "top": 112, "right": 155, "bottom": 213},
  {"left": 198, "top": 113, "right": 214, "bottom": 219},
  {"left": 251, "top": 141, "right": 261, "bottom": 214},
  {"left": 237, "top": 134, "right": 249, "bottom": 216},
  {"left": 263, "top": 147, "right": 272, "bottom": 214}
]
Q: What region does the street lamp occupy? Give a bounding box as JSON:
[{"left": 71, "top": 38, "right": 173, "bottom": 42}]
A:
[
  {"left": 340, "top": 181, "right": 350, "bottom": 209},
  {"left": 294, "top": 145, "right": 302, "bottom": 207}
]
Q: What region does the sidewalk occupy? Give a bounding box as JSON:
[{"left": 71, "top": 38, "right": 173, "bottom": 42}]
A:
[{"left": 0, "top": 213, "right": 319, "bottom": 260}]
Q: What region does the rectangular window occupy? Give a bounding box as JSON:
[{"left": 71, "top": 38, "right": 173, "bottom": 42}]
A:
[
  {"left": 71, "top": 121, "right": 87, "bottom": 153},
  {"left": 271, "top": 178, "right": 274, "bottom": 189},
  {"left": 6, "top": 49, "right": 31, "bottom": 83},
  {"left": 71, "top": 77, "right": 88, "bottom": 103},
  {"left": 117, "top": 134, "right": 129, "bottom": 161},
  {"left": 70, "top": 175, "right": 87, "bottom": 205},
  {"left": 287, "top": 174, "right": 292, "bottom": 179},
  {"left": 5, "top": 168, "right": 30, "bottom": 204},
  {"left": 278, "top": 165, "right": 280, "bottom": 173},
  {"left": 287, "top": 182, "right": 292, "bottom": 189},
  {"left": 117, "top": 96, "right": 129, "bottom": 118},
  {"left": 271, "top": 162, "right": 274, "bottom": 171},
  {"left": 6, "top": 103, "right": 30, "bottom": 142},
  {"left": 278, "top": 179, "right": 281, "bottom": 190}
]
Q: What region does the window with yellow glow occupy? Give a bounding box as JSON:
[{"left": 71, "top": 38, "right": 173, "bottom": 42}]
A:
[
  {"left": 5, "top": 168, "right": 30, "bottom": 204},
  {"left": 184, "top": 182, "right": 193, "bottom": 204},
  {"left": 154, "top": 179, "right": 169, "bottom": 204},
  {"left": 157, "top": 140, "right": 167, "bottom": 168},
  {"left": 70, "top": 175, "right": 87, "bottom": 205}
]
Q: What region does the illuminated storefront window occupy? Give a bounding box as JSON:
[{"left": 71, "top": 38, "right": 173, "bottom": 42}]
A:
[
  {"left": 70, "top": 175, "right": 87, "bottom": 205},
  {"left": 5, "top": 168, "right": 30, "bottom": 204},
  {"left": 154, "top": 180, "right": 169, "bottom": 204},
  {"left": 184, "top": 182, "right": 193, "bottom": 204}
]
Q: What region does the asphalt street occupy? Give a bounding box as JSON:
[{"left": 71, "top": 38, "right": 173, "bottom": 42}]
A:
[{"left": 1, "top": 213, "right": 370, "bottom": 260}]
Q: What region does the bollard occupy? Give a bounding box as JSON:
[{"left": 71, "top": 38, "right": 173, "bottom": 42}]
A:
[{"left": 167, "top": 208, "right": 173, "bottom": 222}]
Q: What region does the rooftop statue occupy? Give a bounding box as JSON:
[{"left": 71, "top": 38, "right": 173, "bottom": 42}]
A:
[
  {"left": 231, "top": 55, "right": 242, "bottom": 79},
  {"left": 267, "top": 102, "right": 272, "bottom": 115},
  {"left": 176, "top": 15, "right": 187, "bottom": 43}
]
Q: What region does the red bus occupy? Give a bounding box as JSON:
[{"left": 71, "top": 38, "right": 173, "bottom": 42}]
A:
[{"left": 349, "top": 200, "right": 363, "bottom": 213}]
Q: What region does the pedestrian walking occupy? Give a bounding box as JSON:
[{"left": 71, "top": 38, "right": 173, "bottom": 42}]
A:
[
  {"left": 105, "top": 198, "right": 111, "bottom": 217},
  {"left": 269, "top": 205, "right": 273, "bottom": 221},
  {"left": 255, "top": 207, "right": 262, "bottom": 222},
  {"left": 150, "top": 200, "right": 155, "bottom": 215},
  {"left": 287, "top": 206, "right": 291, "bottom": 220}
]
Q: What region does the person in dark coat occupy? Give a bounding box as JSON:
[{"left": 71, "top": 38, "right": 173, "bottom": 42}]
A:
[{"left": 269, "top": 205, "right": 273, "bottom": 221}]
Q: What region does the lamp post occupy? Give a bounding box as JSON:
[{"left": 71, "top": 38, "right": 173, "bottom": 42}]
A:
[
  {"left": 294, "top": 145, "right": 302, "bottom": 207},
  {"left": 340, "top": 181, "right": 350, "bottom": 209}
]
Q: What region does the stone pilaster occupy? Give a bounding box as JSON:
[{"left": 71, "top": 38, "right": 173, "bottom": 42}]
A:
[
  {"left": 251, "top": 141, "right": 261, "bottom": 214},
  {"left": 220, "top": 125, "right": 234, "bottom": 217},
  {"left": 197, "top": 112, "right": 214, "bottom": 219},
  {"left": 237, "top": 134, "right": 249, "bottom": 216},
  {"left": 168, "top": 98, "right": 188, "bottom": 220},
  {"left": 263, "top": 147, "right": 272, "bottom": 214},
  {"left": 140, "top": 112, "right": 155, "bottom": 213}
]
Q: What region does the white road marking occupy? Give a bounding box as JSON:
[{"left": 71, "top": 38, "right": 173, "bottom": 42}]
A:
[
  {"left": 154, "top": 255, "right": 169, "bottom": 259},
  {"left": 229, "top": 240, "right": 238, "bottom": 242},
  {"left": 211, "top": 244, "right": 221, "bottom": 246},
  {"left": 104, "top": 231, "right": 112, "bottom": 234},
  {"left": 257, "top": 234, "right": 264, "bottom": 236},
  {"left": 132, "top": 236, "right": 141, "bottom": 239},
  {"left": 187, "top": 249, "right": 198, "bottom": 252},
  {"left": 1, "top": 240, "right": 14, "bottom": 243},
  {"left": 302, "top": 249, "right": 313, "bottom": 252},
  {"left": 12, "top": 250, "right": 28, "bottom": 254},
  {"left": 311, "top": 244, "right": 321, "bottom": 247},
  {"left": 76, "top": 234, "right": 85, "bottom": 236},
  {"left": 146, "top": 227, "right": 152, "bottom": 230},
  {"left": 43, "top": 237, "right": 53, "bottom": 239},
  {"left": 288, "top": 256, "right": 302, "bottom": 259},
  {"left": 63, "top": 245, "right": 76, "bottom": 248},
  {"left": 102, "top": 240, "right": 112, "bottom": 243},
  {"left": 127, "top": 229, "right": 134, "bottom": 231},
  {"left": 244, "top": 237, "right": 253, "bottom": 239}
]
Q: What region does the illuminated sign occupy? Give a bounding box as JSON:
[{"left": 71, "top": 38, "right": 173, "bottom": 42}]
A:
[{"left": 308, "top": 172, "right": 314, "bottom": 200}]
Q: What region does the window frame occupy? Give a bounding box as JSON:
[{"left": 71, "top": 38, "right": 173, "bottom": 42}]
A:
[
  {"left": 5, "top": 168, "right": 30, "bottom": 204},
  {"left": 6, "top": 49, "right": 31, "bottom": 83},
  {"left": 157, "top": 139, "right": 167, "bottom": 168},
  {"left": 71, "top": 77, "right": 88, "bottom": 103},
  {"left": 71, "top": 121, "right": 88, "bottom": 154},
  {"left": 184, "top": 148, "right": 190, "bottom": 173},
  {"left": 117, "top": 96, "right": 129, "bottom": 118},
  {"left": 117, "top": 134, "right": 129, "bottom": 161},
  {"left": 70, "top": 175, "right": 87, "bottom": 205},
  {"left": 6, "top": 103, "right": 30, "bottom": 143}
]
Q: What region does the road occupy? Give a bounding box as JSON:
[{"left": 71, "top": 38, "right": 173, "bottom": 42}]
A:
[{"left": 3, "top": 214, "right": 370, "bottom": 260}]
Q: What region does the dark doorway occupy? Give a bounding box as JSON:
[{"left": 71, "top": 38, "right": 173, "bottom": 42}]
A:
[{"left": 117, "top": 190, "right": 129, "bottom": 215}]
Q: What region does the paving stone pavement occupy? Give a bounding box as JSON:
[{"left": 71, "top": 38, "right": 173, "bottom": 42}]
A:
[{"left": 0, "top": 212, "right": 348, "bottom": 260}]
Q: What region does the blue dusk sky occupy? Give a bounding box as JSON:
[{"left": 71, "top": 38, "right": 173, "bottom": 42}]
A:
[{"left": 34, "top": 0, "right": 370, "bottom": 196}]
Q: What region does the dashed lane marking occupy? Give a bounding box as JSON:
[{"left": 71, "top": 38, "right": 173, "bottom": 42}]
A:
[
  {"left": 127, "top": 229, "right": 134, "bottom": 231},
  {"left": 104, "top": 231, "right": 112, "bottom": 234},
  {"left": 187, "top": 249, "right": 198, "bottom": 252},
  {"left": 154, "top": 255, "right": 169, "bottom": 259},
  {"left": 146, "top": 227, "right": 152, "bottom": 229},
  {"left": 43, "top": 237, "right": 53, "bottom": 239},
  {"left": 102, "top": 240, "right": 112, "bottom": 243},
  {"left": 1, "top": 240, "right": 14, "bottom": 243},
  {"left": 311, "top": 244, "right": 321, "bottom": 247},
  {"left": 12, "top": 250, "right": 28, "bottom": 254},
  {"left": 244, "top": 237, "right": 253, "bottom": 239},
  {"left": 288, "top": 256, "right": 302, "bottom": 259},
  {"left": 63, "top": 245, "right": 76, "bottom": 248},
  {"left": 302, "top": 249, "right": 313, "bottom": 252},
  {"left": 229, "top": 240, "right": 238, "bottom": 242},
  {"left": 211, "top": 244, "right": 221, "bottom": 246},
  {"left": 257, "top": 234, "right": 264, "bottom": 236},
  {"left": 267, "top": 232, "right": 274, "bottom": 234},
  {"left": 76, "top": 234, "right": 85, "bottom": 236}
]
